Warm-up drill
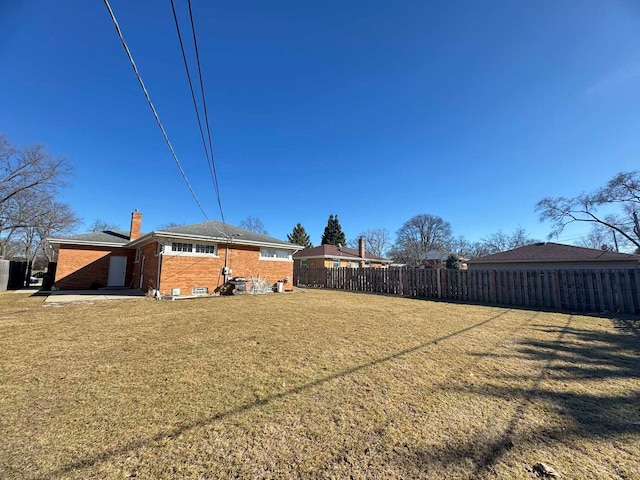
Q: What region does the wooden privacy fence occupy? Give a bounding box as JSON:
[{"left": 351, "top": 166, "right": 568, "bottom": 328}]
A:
[
  {"left": 0, "top": 259, "right": 9, "bottom": 292},
  {"left": 293, "top": 266, "right": 640, "bottom": 314}
]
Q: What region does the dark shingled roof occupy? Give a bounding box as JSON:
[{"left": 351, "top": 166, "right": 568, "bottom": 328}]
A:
[
  {"left": 293, "top": 244, "right": 390, "bottom": 262},
  {"left": 468, "top": 242, "right": 640, "bottom": 264},
  {"left": 156, "top": 221, "right": 300, "bottom": 248},
  {"left": 50, "top": 221, "right": 302, "bottom": 249},
  {"left": 51, "top": 230, "right": 131, "bottom": 245}
]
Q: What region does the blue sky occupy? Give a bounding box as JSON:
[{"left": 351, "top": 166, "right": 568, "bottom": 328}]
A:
[{"left": 2, "top": 1, "right": 640, "bottom": 247}]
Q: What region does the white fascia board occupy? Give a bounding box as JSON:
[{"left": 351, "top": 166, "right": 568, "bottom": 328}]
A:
[
  {"left": 48, "top": 238, "right": 129, "bottom": 248},
  {"left": 150, "top": 231, "right": 301, "bottom": 251},
  {"left": 125, "top": 232, "right": 155, "bottom": 248}
]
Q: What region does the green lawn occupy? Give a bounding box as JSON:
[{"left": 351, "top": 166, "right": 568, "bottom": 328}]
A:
[{"left": 0, "top": 289, "right": 638, "bottom": 479}]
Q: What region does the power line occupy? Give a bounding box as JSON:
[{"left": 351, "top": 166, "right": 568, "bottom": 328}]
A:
[
  {"left": 186, "top": 0, "right": 228, "bottom": 229},
  {"left": 169, "top": 0, "right": 216, "bottom": 194},
  {"left": 102, "top": 0, "right": 211, "bottom": 221},
  {"left": 169, "top": 0, "right": 230, "bottom": 240}
]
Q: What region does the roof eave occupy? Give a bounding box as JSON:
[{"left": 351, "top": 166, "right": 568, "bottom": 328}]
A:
[
  {"left": 48, "top": 238, "right": 130, "bottom": 248},
  {"left": 147, "top": 231, "right": 301, "bottom": 250}
]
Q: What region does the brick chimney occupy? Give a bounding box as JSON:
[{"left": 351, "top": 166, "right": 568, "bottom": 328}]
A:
[
  {"left": 359, "top": 236, "right": 365, "bottom": 264},
  {"left": 129, "top": 209, "right": 142, "bottom": 240}
]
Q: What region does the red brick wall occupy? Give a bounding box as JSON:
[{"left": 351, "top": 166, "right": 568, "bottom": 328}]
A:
[
  {"left": 132, "top": 242, "right": 160, "bottom": 292},
  {"left": 158, "top": 243, "right": 294, "bottom": 295},
  {"left": 55, "top": 245, "right": 136, "bottom": 290}
]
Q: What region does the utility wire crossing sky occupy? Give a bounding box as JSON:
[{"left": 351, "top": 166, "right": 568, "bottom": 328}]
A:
[{"left": 1, "top": 1, "right": 639, "bottom": 246}]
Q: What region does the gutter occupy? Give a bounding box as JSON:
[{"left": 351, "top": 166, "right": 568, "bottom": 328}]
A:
[
  {"left": 48, "top": 239, "right": 130, "bottom": 248},
  {"left": 129, "top": 232, "right": 301, "bottom": 251}
]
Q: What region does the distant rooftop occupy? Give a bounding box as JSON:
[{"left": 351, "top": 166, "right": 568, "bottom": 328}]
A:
[
  {"left": 293, "top": 244, "right": 390, "bottom": 262},
  {"left": 468, "top": 242, "right": 640, "bottom": 264}
]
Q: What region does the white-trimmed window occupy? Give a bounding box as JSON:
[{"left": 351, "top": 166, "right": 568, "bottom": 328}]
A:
[
  {"left": 196, "top": 244, "right": 217, "bottom": 254},
  {"left": 167, "top": 242, "right": 218, "bottom": 256},
  {"left": 260, "top": 248, "right": 290, "bottom": 260},
  {"left": 351, "top": 261, "right": 359, "bottom": 268},
  {"left": 332, "top": 259, "right": 340, "bottom": 269},
  {"left": 300, "top": 259, "right": 307, "bottom": 268},
  {"left": 134, "top": 249, "right": 140, "bottom": 263},
  {"left": 192, "top": 287, "right": 208, "bottom": 295},
  {"left": 172, "top": 242, "right": 193, "bottom": 252}
]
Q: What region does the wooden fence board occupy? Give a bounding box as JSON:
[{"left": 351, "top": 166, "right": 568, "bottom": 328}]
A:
[{"left": 0, "top": 259, "right": 9, "bottom": 293}]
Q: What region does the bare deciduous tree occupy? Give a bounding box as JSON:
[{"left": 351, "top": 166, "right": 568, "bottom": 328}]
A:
[
  {"left": 348, "top": 228, "right": 391, "bottom": 257},
  {"left": 157, "top": 221, "right": 185, "bottom": 230},
  {"left": 87, "top": 218, "right": 121, "bottom": 232},
  {"left": 239, "top": 216, "right": 268, "bottom": 235},
  {"left": 577, "top": 224, "right": 619, "bottom": 251},
  {"left": 479, "top": 226, "right": 538, "bottom": 255},
  {"left": 10, "top": 194, "right": 79, "bottom": 278},
  {"left": 536, "top": 170, "right": 640, "bottom": 251},
  {"left": 389, "top": 214, "right": 452, "bottom": 266},
  {"left": 0, "top": 135, "right": 74, "bottom": 259}
]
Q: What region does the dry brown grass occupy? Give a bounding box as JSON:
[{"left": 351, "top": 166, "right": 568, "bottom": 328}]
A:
[{"left": 0, "top": 289, "right": 638, "bottom": 479}]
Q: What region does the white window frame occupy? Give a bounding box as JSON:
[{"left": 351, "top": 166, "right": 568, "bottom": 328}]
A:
[
  {"left": 195, "top": 244, "right": 217, "bottom": 254},
  {"left": 172, "top": 242, "right": 193, "bottom": 253},
  {"left": 164, "top": 240, "right": 219, "bottom": 257},
  {"left": 332, "top": 259, "right": 340, "bottom": 269}
]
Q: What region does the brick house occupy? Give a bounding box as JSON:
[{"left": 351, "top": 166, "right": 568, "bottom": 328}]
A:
[
  {"left": 49, "top": 211, "right": 303, "bottom": 294},
  {"left": 293, "top": 238, "right": 391, "bottom": 269}
]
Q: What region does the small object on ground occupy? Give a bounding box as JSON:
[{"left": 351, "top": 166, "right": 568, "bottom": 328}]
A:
[{"left": 533, "top": 462, "right": 560, "bottom": 478}]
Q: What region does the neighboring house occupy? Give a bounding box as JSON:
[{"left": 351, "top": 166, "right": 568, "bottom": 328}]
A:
[
  {"left": 293, "top": 238, "right": 392, "bottom": 269},
  {"left": 467, "top": 242, "right": 640, "bottom": 271},
  {"left": 423, "top": 250, "right": 469, "bottom": 270},
  {"left": 49, "top": 210, "right": 303, "bottom": 294}
]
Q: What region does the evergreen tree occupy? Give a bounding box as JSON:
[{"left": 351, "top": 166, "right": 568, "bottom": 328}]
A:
[
  {"left": 446, "top": 253, "right": 461, "bottom": 270},
  {"left": 321, "top": 214, "right": 347, "bottom": 246},
  {"left": 288, "top": 223, "right": 313, "bottom": 248}
]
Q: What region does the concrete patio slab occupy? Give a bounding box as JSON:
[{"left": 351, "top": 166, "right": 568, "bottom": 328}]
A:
[{"left": 44, "top": 289, "right": 147, "bottom": 304}]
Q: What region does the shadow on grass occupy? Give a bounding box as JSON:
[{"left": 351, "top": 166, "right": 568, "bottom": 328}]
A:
[
  {"left": 400, "top": 315, "right": 640, "bottom": 478},
  {"left": 45, "top": 310, "right": 513, "bottom": 478}
]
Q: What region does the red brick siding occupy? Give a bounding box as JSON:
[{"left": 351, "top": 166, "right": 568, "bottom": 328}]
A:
[
  {"left": 55, "top": 245, "right": 136, "bottom": 290},
  {"left": 129, "top": 211, "right": 142, "bottom": 240},
  {"left": 159, "top": 243, "right": 294, "bottom": 295},
  {"left": 131, "top": 242, "right": 160, "bottom": 291}
]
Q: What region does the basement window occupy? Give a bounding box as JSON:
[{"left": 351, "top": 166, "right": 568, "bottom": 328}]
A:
[{"left": 192, "top": 287, "right": 208, "bottom": 295}]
